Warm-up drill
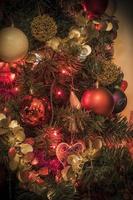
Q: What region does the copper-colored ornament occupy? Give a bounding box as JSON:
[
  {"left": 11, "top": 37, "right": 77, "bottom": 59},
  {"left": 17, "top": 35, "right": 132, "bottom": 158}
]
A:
[
  {"left": 70, "top": 91, "right": 81, "bottom": 110},
  {"left": 20, "top": 95, "right": 51, "bottom": 126},
  {"left": 81, "top": 87, "right": 114, "bottom": 116}
]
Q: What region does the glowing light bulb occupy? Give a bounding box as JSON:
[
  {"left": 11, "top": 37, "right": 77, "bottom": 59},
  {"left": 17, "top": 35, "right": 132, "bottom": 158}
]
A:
[
  {"left": 10, "top": 73, "right": 16, "bottom": 81},
  {"left": 0, "top": 62, "right": 4, "bottom": 67},
  {"left": 57, "top": 91, "right": 62, "bottom": 96},
  {"left": 32, "top": 102, "right": 37, "bottom": 106},
  {"left": 52, "top": 145, "right": 56, "bottom": 149},
  {"left": 61, "top": 69, "right": 67, "bottom": 74},
  {"left": 53, "top": 131, "right": 57, "bottom": 136}
]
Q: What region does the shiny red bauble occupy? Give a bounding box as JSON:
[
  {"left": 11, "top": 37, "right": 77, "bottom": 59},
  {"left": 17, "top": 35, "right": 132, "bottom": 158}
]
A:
[
  {"left": 81, "top": 87, "right": 114, "bottom": 116},
  {"left": 20, "top": 95, "right": 51, "bottom": 126},
  {"left": 112, "top": 89, "right": 127, "bottom": 114},
  {"left": 82, "top": 0, "right": 108, "bottom": 18}
]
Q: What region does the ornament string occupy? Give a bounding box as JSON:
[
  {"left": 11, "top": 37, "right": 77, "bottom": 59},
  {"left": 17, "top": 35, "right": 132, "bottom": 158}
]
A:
[
  {"left": 37, "top": 0, "right": 42, "bottom": 16},
  {"left": 70, "top": 76, "right": 77, "bottom": 144},
  {"left": 49, "top": 77, "right": 55, "bottom": 126}
]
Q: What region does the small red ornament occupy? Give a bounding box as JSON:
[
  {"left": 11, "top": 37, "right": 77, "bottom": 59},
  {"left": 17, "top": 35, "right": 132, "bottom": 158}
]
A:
[
  {"left": 81, "top": 87, "right": 114, "bottom": 116},
  {"left": 20, "top": 95, "right": 51, "bottom": 126},
  {"left": 113, "top": 89, "right": 127, "bottom": 114},
  {"left": 120, "top": 80, "right": 128, "bottom": 92},
  {"left": 53, "top": 85, "right": 69, "bottom": 105},
  {"left": 44, "top": 127, "right": 63, "bottom": 156},
  {"left": 82, "top": 0, "right": 108, "bottom": 18}
]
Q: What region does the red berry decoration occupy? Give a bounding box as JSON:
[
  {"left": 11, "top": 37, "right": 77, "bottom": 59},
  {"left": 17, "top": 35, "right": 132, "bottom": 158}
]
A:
[
  {"left": 20, "top": 95, "right": 51, "bottom": 126},
  {"left": 81, "top": 87, "right": 114, "bottom": 116},
  {"left": 113, "top": 89, "right": 127, "bottom": 114},
  {"left": 82, "top": 0, "right": 108, "bottom": 18},
  {"left": 120, "top": 80, "right": 128, "bottom": 92}
]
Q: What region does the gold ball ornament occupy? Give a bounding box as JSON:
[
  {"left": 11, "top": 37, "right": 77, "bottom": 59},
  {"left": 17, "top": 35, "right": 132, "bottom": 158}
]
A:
[
  {"left": 31, "top": 15, "right": 57, "bottom": 42},
  {"left": 0, "top": 27, "right": 29, "bottom": 62}
]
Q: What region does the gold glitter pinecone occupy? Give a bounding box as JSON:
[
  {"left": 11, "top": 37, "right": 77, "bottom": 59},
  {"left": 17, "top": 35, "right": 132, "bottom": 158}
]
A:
[
  {"left": 93, "top": 62, "right": 122, "bottom": 86},
  {"left": 31, "top": 15, "right": 57, "bottom": 42}
]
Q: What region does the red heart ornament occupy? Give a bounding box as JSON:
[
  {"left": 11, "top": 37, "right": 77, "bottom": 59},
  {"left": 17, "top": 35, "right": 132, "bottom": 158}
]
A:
[{"left": 56, "top": 142, "right": 85, "bottom": 166}]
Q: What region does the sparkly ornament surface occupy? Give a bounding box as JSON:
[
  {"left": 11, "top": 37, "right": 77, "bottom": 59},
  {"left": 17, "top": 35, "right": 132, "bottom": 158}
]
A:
[
  {"left": 0, "top": 27, "right": 29, "bottom": 62},
  {"left": 20, "top": 96, "right": 51, "bottom": 126},
  {"left": 113, "top": 89, "right": 127, "bottom": 114},
  {"left": 92, "top": 62, "right": 121, "bottom": 86},
  {"left": 31, "top": 15, "right": 57, "bottom": 42},
  {"left": 81, "top": 87, "right": 114, "bottom": 116}
]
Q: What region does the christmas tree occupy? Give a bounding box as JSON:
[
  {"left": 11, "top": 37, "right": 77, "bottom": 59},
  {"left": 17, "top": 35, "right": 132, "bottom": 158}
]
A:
[{"left": 0, "top": 0, "right": 133, "bottom": 199}]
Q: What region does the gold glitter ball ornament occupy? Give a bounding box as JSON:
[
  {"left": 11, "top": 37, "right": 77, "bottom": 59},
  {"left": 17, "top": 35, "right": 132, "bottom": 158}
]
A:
[
  {"left": 31, "top": 15, "right": 57, "bottom": 42},
  {"left": 93, "top": 62, "right": 121, "bottom": 86}
]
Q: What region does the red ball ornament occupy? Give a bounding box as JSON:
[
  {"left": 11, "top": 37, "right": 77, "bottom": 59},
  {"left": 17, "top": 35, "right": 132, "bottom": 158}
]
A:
[
  {"left": 53, "top": 85, "right": 69, "bottom": 105},
  {"left": 45, "top": 127, "right": 63, "bottom": 156},
  {"left": 81, "top": 87, "right": 114, "bottom": 116},
  {"left": 120, "top": 80, "right": 128, "bottom": 92},
  {"left": 113, "top": 89, "right": 127, "bottom": 114},
  {"left": 82, "top": 0, "right": 108, "bottom": 18},
  {"left": 20, "top": 95, "right": 51, "bottom": 126}
]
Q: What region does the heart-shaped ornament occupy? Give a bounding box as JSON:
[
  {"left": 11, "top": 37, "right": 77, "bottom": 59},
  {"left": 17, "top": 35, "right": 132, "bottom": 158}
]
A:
[{"left": 56, "top": 141, "right": 85, "bottom": 166}]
